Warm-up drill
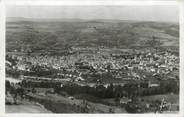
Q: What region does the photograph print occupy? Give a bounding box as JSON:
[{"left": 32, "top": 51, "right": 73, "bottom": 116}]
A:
[{"left": 5, "top": 5, "right": 179, "bottom": 113}]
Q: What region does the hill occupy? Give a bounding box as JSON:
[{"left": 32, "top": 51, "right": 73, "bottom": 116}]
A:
[{"left": 6, "top": 18, "right": 179, "bottom": 53}]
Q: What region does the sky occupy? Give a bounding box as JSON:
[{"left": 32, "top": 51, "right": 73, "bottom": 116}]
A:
[{"left": 6, "top": 5, "right": 179, "bottom": 22}]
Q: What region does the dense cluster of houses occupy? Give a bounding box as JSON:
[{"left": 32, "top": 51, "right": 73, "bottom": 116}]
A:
[{"left": 6, "top": 48, "right": 179, "bottom": 85}]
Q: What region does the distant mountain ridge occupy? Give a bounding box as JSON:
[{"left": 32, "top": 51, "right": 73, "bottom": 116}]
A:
[{"left": 6, "top": 17, "right": 179, "bottom": 25}]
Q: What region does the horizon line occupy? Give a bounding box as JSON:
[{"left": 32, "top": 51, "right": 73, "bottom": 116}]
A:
[{"left": 6, "top": 17, "right": 179, "bottom": 24}]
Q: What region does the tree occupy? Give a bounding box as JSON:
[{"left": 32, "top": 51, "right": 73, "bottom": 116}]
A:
[
  {"left": 6, "top": 80, "right": 11, "bottom": 94},
  {"left": 105, "top": 83, "right": 114, "bottom": 98}
]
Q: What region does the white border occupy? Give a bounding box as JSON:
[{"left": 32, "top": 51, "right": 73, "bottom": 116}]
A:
[
  {"left": 1, "top": 1, "right": 183, "bottom": 117},
  {"left": 179, "top": 2, "right": 184, "bottom": 117},
  {"left": 0, "top": 1, "right": 5, "bottom": 117},
  {"left": 4, "top": 0, "right": 179, "bottom": 6}
]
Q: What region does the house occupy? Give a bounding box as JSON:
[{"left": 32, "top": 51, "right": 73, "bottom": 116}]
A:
[
  {"left": 148, "top": 81, "right": 160, "bottom": 88},
  {"left": 120, "top": 97, "right": 131, "bottom": 104},
  {"left": 75, "top": 76, "right": 84, "bottom": 82}
]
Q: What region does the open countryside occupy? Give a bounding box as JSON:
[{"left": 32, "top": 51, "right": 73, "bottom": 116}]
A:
[{"left": 6, "top": 17, "right": 179, "bottom": 113}]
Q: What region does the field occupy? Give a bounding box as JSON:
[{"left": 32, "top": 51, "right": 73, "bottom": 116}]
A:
[
  {"left": 6, "top": 99, "right": 52, "bottom": 113},
  {"left": 142, "top": 94, "right": 179, "bottom": 104},
  {"left": 6, "top": 105, "right": 51, "bottom": 113},
  {"left": 25, "top": 93, "right": 127, "bottom": 113}
]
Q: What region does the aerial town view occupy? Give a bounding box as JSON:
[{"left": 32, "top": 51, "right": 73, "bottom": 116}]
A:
[{"left": 5, "top": 5, "right": 179, "bottom": 113}]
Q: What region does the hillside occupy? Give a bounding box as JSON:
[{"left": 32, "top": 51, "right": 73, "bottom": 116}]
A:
[{"left": 6, "top": 18, "right": 179, "bottom": 53}]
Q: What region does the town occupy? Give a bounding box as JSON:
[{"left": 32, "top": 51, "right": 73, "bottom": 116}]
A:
[
  {"left": 6, "top": 46, "right": 179, "bottom": 113},
  {"left": 5, "top": 5, "right": 179, "bottom": 113}
]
